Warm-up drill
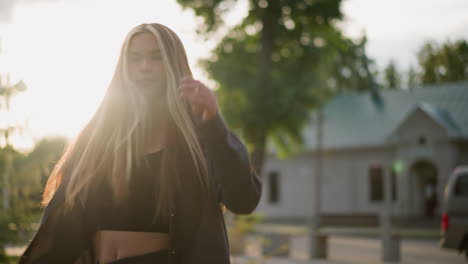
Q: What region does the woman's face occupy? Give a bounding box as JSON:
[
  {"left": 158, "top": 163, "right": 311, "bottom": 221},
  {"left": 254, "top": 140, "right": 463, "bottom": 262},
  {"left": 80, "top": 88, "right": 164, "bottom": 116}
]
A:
[{"left": 127, "top": 32, "right": 166, "bottom": 97}]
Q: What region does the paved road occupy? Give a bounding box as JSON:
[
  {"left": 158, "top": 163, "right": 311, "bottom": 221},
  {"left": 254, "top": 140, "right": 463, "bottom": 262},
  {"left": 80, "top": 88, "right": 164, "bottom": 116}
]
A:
[
  {"left": 232, "top": 235, "right": 466, "bottom": 264},
  {"left": 8, "top": 235, "right": 466, "bottom": 264}
]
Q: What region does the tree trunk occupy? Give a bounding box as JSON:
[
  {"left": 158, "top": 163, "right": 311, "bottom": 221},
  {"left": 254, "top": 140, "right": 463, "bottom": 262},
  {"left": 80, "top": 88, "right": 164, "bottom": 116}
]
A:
[
  {"left": 250, "top": 130, "right": 267, "bottom": 177},
  {"left": 259, "top": 4, "right": 273, "bottom": 87},
  {"left": 250, "top": 1, "right": 276, "bottom": 177}
]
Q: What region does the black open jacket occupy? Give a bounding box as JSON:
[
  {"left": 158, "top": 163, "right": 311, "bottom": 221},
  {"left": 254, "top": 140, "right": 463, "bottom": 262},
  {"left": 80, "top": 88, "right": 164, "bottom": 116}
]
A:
[{"left": 19, "top": 113, "right": 262, "bottom": 264}]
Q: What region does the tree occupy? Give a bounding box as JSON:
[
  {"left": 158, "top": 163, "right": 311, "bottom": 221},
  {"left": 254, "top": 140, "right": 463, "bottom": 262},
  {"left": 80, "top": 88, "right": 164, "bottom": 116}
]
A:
[
  {"left": 0, "top": 73, "right": 68, "bottom": 254},
  {"left": 178, "top": 0, "right": 378, "bottom": 174},
  {"left": 0, "top": 74, "right": 27, "bottom": 211},
  {"left": 417, "top": 39, "right": 468, "bottom": 85},
  {"left": 26, "top": 137, "right": 68, "bottom": 188},
  {"left": 382, "top": 60, "right": 401, "bottom": 89},
  {"left": 0, "top": 136, "right": 68, "bottom": 253},
  {"left": 407, "top": 65, "right": 418, "bottom": 89},
  {"left": 0, "top": 75, "right": 26, "bottom": 257},
  {"left": 325, "top": 35, "right": 380, "bottom": 93}
]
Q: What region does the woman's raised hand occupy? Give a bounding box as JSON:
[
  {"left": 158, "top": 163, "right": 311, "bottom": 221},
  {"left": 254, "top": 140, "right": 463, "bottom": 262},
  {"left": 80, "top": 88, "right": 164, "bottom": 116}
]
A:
[{"left": 178, "top": 76, "right": 218, "bottom": 122}]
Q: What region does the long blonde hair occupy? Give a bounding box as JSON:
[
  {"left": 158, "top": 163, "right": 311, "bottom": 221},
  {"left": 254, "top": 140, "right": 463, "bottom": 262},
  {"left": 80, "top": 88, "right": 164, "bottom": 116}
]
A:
[{"left": 42, "top": 23, "right": 210, "bottom": 218}]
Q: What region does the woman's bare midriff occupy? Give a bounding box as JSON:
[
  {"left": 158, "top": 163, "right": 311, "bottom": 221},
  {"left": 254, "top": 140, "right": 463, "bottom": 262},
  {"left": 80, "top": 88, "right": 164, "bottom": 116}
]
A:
[{"left": 93, "top": 230, "right": 170, "bottom": 263}]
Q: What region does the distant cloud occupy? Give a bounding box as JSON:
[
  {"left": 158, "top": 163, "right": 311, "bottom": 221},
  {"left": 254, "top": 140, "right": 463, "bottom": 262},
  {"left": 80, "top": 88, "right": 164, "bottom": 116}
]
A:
[{"left": 0, "top": 0, "right": 60, "bottom": 23}]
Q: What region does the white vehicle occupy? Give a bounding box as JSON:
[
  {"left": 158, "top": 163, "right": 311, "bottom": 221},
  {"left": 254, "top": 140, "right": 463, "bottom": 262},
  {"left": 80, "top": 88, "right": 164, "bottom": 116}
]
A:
[{"left": 441, "top": 166, "right": 468, "bottom": 260}]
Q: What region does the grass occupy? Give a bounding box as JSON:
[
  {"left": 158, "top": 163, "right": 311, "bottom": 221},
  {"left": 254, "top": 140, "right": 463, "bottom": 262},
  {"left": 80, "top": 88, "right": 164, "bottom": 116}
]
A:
[{"left": 0, "top": 256, "right": 20, "bottom": 264}]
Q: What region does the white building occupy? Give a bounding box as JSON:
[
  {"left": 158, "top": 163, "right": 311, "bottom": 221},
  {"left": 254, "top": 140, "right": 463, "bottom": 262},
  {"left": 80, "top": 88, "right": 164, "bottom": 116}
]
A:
[{"left": 257, "top": 81, "right": 468, "bottom": 223}]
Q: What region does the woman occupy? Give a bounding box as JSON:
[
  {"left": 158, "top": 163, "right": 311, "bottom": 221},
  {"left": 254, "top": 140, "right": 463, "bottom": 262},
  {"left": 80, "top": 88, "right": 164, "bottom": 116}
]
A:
[{"left": 19, "top": 23, "right": 261, "bottom": 264}]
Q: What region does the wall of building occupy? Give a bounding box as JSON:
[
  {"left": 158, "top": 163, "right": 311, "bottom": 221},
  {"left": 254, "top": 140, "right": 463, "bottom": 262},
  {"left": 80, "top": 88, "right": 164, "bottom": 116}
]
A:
[
  {"left": 257, "top": 147, "right": 391, "bottom": 219},
  {"left": 256, "top": 109, "right": 462, "bottom": 220},
  {"left": 390, "top": 109, "right": 458, "bottom": 217}
]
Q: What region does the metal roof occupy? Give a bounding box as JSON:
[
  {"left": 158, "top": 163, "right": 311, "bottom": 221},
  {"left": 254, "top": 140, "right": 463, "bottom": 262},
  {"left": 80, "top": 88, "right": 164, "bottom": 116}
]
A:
[{"left": 302, "top": 81, "right": 468, "bottom": 150}]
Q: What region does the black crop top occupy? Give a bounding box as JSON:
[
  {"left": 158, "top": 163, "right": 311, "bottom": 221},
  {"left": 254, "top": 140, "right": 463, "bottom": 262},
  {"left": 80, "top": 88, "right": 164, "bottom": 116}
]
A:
[{"left": 95, "top": 150, "right": 170, "bottom": 233}]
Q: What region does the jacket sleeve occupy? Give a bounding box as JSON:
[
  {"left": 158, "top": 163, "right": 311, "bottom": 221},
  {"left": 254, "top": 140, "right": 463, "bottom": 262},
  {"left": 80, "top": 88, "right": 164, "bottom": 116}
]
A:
[
  {"left": 19, "top": 184, "right": 95, "bottom": 264},
  {"left": 198, "top": 112, "right": 262, "bottom": 214}
]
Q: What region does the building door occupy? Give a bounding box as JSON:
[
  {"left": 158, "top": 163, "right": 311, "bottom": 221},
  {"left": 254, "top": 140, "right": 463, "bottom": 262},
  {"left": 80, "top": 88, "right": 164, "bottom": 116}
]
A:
[{"left": 409, "top": 160, "right": 438, "bottom": 217}]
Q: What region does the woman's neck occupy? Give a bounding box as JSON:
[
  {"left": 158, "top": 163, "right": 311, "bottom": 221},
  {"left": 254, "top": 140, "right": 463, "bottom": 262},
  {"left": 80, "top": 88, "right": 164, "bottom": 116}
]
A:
[{"left": 144, "top": 105, "right": 169, "bottom": 154}]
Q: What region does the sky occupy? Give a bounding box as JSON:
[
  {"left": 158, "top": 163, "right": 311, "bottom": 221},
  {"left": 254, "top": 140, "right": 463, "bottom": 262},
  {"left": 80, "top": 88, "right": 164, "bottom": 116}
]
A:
[
  {"left": 341, "top": 0, "right": 468, "bottom": 68},
  {"left": 0, "top": 0, "right": 467, "bottom": 151}
]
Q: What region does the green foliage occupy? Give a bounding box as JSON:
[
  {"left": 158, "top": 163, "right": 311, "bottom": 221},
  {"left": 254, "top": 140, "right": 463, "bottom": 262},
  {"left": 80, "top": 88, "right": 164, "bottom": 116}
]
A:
[
  {"left": 25, "top": 137, "right": 68, "bottom": 187},
  {"left": 175, "top": 0, "right": 236, "bottom": 35},
  {"left": 407, "top": 65, "right": 418, "bottom": 89},
  {"left": 382, "top": 60, "right": 401, "bottom": 89},
  {"left": 226, "top": 212, "right": 264, "bottom": 255},
  {"left": 0, "top": 136, "right": 68, "bottom": 247},
  {"left": 202, "top": 27, "right": 322, "bottom": 151},
  {"left": 0, "top": 255, "right": 19, "bottom": 264},
  {"left": 179, "top": 0, "right": 378, "bottom": 163},
  {"left": 0, "top": 148, "right": 42, "bottom": 248},
  {"left": 228, "top": 213, "right": 264, "bottom": 235},
  {"left": 417, "top": 39, "right": 468, "bottom": 85},
  {"left": 0, "top": 51, "right": 68, "bottom": 257},
  {"left": 176, "top": 0, "right": 343, "bottom": 35},
  {"left": 206, "top": 29, "right": 376, "bottom": 155}
]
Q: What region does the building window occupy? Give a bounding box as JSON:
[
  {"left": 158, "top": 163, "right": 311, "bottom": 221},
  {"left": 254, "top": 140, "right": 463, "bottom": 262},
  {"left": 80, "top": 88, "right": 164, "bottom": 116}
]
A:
[
  {"left": 268, "top": 171, "right": 280, "bottom": 204},
  {"left": 454, "top": 173, "right": 468, "bottom": 197},
  {"left": 418, "top": 136, "right": 427, "bottom": 146},
  {"left": 369, "top": 166, "right": 397, "bottom": 202},
  {"left": 369, "top": 166, "right": 383, "bottom": 201}
]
